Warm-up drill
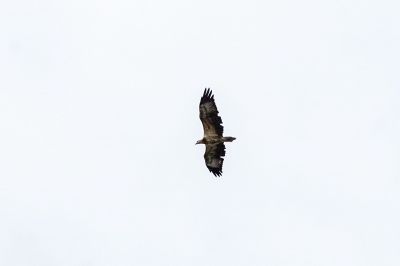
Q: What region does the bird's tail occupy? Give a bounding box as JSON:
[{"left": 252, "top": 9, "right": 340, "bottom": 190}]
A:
[{"left": 222, "top": 136, "right": 236, "bottom": 142}]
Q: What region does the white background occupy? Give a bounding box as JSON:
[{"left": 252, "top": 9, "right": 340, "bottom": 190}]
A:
[{"left": 1, "top": 1, "right": 399, "bottom": 265}]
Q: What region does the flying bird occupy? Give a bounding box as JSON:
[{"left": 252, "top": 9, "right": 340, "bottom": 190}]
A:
[{"left": 196, "top": 88, "right": 236, "bottom": 176}]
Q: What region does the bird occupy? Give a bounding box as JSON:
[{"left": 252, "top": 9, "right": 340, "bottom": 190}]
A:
[{"left": 196, "top": 88, "right": 236, "bottom": 177}]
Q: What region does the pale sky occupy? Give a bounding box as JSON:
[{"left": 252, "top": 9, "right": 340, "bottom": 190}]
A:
[{"left": 1, "top": 1, "right": 400, "bottom": 265}]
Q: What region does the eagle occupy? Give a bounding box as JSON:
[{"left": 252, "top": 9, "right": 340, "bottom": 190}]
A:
[{"left": 196, "top": 88, "right": 236, "bottom": 176}]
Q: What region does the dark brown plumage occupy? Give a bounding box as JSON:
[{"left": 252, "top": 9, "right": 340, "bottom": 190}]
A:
[{"left": 196, "top": 88, "right": 236, "bottom": 177}]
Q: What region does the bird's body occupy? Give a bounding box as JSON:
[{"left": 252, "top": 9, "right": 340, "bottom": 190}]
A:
[
  {"left": 196, "top": 88, "right": 236, "bottom": 177},
  {"left": 197, "top": 136, "right": 236, "bottom": 145}
]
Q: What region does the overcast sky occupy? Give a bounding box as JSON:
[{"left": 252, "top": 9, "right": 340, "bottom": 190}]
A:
[{"left": 1, "top": 0, "right": 400, "bottom": 265}]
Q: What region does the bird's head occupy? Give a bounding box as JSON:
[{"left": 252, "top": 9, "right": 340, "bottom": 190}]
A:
[{"left": 195, "top": 139, "right": 204, "bottom": 145}]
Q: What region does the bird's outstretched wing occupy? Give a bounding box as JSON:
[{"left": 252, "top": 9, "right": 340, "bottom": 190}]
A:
[
  {"left": 204, "top": 143, "right": 225, "bottom": 177},
  {"left": 199, "top": 88, "right": 223, "bottom": 137}
]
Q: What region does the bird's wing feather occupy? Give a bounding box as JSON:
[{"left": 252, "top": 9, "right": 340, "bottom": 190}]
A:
[
  {"left": 199, "top": 88, "right": 223, "bottom": 137},
  {"left": 204, "top": 143, "right": 225, "bottom": 177}
]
